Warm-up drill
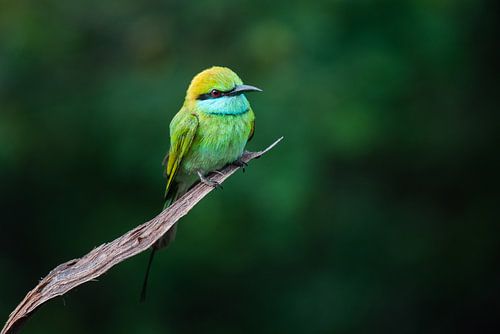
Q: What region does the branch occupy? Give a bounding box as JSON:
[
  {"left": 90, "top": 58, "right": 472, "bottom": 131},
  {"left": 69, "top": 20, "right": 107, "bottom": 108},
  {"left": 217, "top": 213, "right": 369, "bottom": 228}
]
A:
[{"left": 1, "top": 137, "right": 283, "bottom": 334}]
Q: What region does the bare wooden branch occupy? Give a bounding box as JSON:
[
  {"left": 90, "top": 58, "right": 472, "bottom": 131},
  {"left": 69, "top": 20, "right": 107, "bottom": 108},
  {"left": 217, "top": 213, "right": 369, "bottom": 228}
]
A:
[{"left": 1, "top": 137, "right": 283, "bottom": 334}]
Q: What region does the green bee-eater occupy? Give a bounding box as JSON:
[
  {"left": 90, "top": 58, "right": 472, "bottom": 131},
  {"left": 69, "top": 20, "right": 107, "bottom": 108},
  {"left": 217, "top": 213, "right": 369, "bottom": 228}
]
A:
[{"left": 140, "top": 66, "right": 262, "bottom": 300}]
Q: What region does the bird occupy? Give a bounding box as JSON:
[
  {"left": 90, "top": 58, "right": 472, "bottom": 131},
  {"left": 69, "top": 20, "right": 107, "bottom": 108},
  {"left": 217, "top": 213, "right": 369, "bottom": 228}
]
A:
[{"left": 140, "top": 66, "right": 262, "bottom": 301}]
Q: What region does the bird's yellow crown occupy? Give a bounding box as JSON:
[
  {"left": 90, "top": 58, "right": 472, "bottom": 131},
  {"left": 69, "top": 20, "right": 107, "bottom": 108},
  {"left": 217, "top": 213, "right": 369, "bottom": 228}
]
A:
[{"left": 185, "top": 66, "right": 243, "bottom": 102}]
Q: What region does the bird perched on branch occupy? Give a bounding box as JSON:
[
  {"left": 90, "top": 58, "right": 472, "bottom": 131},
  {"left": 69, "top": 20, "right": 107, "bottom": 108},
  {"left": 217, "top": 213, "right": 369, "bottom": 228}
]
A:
[{"left": 140, "top": 66, "right": 262, "bottom": 300}]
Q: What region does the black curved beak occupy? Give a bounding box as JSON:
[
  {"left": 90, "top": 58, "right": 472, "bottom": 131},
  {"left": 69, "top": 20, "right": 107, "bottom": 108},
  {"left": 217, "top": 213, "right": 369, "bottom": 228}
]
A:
[{"left": 229, "top": 84, "right": 263, "bottom": 95}]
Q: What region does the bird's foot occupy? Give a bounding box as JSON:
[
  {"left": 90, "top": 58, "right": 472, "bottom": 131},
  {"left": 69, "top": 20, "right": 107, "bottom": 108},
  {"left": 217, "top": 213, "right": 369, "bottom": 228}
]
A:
[
  {"left": 232, "top": 158, "right": 248, "bottom": 172},
  {"left": 197, "top": 171, "right": 223, "bottom": 189}
]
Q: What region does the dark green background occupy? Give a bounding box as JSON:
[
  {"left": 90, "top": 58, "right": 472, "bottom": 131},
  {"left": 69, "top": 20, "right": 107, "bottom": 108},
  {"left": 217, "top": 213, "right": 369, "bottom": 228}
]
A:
[{"left": 1, "top": 0, "right": 498, "bottom": 333}]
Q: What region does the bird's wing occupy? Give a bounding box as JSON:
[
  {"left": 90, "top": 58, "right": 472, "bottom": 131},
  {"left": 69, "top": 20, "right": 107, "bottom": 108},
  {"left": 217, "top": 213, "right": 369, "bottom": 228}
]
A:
[{"left": 164, "top": 112, "right": 199, "bottom": 199}]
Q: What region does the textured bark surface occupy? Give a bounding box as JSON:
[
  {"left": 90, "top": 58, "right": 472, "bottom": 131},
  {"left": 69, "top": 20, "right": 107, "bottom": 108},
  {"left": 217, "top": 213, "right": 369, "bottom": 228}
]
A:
[{"left": 1, "top": 137, "right": 283, "bottom": 334}]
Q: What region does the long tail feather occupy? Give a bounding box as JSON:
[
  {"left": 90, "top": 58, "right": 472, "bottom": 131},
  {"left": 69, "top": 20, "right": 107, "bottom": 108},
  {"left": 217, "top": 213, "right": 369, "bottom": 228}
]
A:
[
  {"left": 139, "top": 181, "right": 181, "bottom": 302},
  {"left": 139, "top": 247, "right": 156, "bottom": 302}
]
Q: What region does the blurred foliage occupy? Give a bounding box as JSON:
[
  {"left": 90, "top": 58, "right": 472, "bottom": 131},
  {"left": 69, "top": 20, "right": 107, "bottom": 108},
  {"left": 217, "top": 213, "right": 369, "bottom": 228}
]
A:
[{"left": 0, "top": 0, "right": 498, "bottom": 333}]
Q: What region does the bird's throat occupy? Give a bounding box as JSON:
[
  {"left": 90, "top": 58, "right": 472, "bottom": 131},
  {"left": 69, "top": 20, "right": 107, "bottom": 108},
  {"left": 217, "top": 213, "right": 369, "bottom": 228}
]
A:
[{"left": 196, "top": 95, "right": 250, "bottom": 115}]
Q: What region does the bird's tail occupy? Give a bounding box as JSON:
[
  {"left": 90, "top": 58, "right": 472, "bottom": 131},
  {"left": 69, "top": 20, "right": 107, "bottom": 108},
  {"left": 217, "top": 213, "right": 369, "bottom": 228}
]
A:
[{"left": 140, "top": 181, "right": 183, "bottom": 302}]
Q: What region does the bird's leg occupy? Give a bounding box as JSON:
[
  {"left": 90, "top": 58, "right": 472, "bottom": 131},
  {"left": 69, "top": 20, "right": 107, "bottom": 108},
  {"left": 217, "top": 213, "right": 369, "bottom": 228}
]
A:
[
  {"left": 197, "top": 171, "right": 222, "bottom": 189},
  {"left": 232, "top": 158, "right": 248, "bottom": 172}
]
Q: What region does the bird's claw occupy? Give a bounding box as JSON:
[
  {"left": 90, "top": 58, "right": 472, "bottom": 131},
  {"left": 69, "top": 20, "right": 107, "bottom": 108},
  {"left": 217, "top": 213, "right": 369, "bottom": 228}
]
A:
[
  {"left": 198, "top": 171, "right": 223, "bottom": 189},
  {"left": 202, "top": 179, "right": 223, "bottom": 189},
  {"left": 232, "top": 158, "right": 248, "bottom": 172},
  {"left": 212, "top": 170, "right": 225, "bottom": 176}
]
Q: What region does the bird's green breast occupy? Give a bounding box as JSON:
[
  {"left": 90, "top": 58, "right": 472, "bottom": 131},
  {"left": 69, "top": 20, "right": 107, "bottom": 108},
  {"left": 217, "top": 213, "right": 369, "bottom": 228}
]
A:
[{"left": 180, "top": 109, "right": 254, "bottom": 175}]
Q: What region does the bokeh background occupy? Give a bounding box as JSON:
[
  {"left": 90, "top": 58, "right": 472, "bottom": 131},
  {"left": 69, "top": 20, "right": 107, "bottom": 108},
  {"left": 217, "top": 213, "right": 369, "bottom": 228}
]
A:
[{"left": 1, "top": 0, "right": 498, "bottom": 333}]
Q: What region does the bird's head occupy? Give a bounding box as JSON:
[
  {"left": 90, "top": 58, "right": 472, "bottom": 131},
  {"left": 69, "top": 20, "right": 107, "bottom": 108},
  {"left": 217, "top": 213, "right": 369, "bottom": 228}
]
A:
[{"left": 184, "top": 66, "right": 262, "bottom": 115}]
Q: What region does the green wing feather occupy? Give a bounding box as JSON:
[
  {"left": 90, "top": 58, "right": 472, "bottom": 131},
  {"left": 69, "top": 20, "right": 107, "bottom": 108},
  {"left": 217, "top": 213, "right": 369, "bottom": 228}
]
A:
[{"left": 164, "top": 112, "right": 199, "bottom": 201}]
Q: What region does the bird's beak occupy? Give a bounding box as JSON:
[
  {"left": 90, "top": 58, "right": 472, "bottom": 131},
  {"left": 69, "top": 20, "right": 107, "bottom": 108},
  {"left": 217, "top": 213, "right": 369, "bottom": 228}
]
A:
[{"left": 230, "top": 84, "right": 263, "bottom": 95}]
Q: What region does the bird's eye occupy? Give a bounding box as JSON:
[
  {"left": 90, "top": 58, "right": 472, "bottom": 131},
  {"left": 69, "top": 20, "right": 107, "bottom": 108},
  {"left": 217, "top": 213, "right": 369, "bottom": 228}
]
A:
[{"left": 210, "top": 89, "right": 222, "bottom": 98}]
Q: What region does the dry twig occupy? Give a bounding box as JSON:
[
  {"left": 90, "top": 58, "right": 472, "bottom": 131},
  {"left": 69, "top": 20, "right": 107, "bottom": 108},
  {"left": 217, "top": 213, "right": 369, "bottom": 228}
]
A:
[{"left": 1, "top": 137, "right": 283, "bottom": 334}]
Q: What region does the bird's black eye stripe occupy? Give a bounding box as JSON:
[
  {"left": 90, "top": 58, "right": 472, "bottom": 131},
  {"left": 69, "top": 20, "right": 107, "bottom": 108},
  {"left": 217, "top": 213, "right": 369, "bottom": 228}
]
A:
[
  {"left": 197, "top": 87, "right": 236, "bottom": 100},
  {"left": 197, "top": 93, "right": 211, "bottom": 100}
]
